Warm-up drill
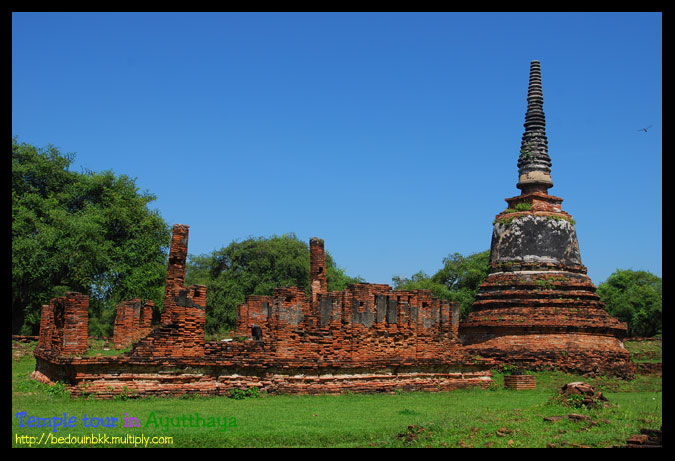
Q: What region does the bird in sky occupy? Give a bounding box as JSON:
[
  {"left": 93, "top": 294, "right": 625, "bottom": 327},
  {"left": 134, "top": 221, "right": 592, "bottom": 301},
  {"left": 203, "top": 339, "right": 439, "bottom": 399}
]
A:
[{"left": 637, "top": 125, "right": 654, "bottom": 133}]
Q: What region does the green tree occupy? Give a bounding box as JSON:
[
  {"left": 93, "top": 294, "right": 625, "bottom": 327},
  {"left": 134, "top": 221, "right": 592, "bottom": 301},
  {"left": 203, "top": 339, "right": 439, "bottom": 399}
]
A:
[
  {"left": 12, "top": 137, "right": 170, "bottom": 335},
  {"left": 433, "top": 250, "right": 490, "bottom": 320},
  {"left": 597, "top": 269, "right": 662, "bottom": 337},
  {"left": 185, "top": 234, "right": 363, "bottom": 336},
  {"left": 393, "top": 250, "right": 490, "bottom": 320},
  {"left": 391, "top": 271, "right": 452, "bottom": 300}
]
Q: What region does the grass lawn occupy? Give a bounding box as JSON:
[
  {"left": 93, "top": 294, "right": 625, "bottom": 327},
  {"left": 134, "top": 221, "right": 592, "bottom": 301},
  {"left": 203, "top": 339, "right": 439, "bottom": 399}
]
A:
[{"left": 11, "top": 340, "right": 661, "bottom": 448}]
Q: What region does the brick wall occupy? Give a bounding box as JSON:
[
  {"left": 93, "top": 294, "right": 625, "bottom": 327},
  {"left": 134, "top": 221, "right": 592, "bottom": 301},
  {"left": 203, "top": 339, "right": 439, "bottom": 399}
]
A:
[
  {"left": 112, "top": 299, "right": 154, "bottom": 349},
  {"left": 40, "top": 292, "right": 89, "bottom": 356},
  {"left": 31, "top": 346, "right": 493, "bottom": 399},
  {"left": 234, "top": 243, "right": 466, "bottom": 367},
  {"left": 33, "top": 229, "right": 495, "bottom": 398}
]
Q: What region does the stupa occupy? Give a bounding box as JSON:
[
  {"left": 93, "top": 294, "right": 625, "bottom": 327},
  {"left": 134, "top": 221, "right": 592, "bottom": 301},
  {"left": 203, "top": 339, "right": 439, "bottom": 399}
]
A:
[{"left": 459, "top": 61, "right": 634, "bottom": 378}]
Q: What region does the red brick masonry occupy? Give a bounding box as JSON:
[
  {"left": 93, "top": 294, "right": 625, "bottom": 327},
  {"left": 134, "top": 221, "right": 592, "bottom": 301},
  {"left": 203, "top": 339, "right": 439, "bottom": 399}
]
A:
[
  {"left": 112, "top": 299, "right": 153, "bottom": 349},
  {"left": 460, "top": 192, "right": 635, "bottom": 379},
  {"left": 33, "top": 225, "right": 494, "bottom": 398},
  {"left": 37, "top": 292, "right": 89, "bottom": 356},
  {"left": 503, "top": 374, "right": 536, "bottom": 390}
]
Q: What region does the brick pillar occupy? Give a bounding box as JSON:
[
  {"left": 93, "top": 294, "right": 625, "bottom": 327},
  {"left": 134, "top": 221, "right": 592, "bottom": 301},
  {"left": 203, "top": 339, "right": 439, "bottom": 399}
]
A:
[
  {"left": 182, "top": 284, "right": 206, "bottom": 357},
  {"left": 113, "top": 301, "right": 127, "bottom": 349},
  {"left": 141, "top": 300, "right": 154, "bottom": 334},
  {"left": 451, "top": 302, "right": 460, "bottom": 337},
  {"left": 38, "top": 305, "right": 53, "bottom": 351},
  {"left": 154, "top": 224, "right": 207, "bottom": 358},
  {"left": 50, "top": 292, "right": 89, "bottom": 356},
  {"left": 113, "top": 299, "right": 142, "bottom": 349},
  {"left": 310, "top": 237, "right": 327, "bottom": 303},
  {"left": 162, "top": 224, "right": 190, "bottom": 325}
]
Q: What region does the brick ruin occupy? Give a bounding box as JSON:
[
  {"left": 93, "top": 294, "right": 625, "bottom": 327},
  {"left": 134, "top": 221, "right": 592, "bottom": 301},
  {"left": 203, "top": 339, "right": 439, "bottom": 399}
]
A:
[
  {"left": 37, "top": 292, "right": 89, "bottom": 356},
  {"left": 112, "top": 299, "right": 153, "bottom": 350},
  {"left": 32, "top": 226, "right": 493, "bottom": 398},
  {"left": 459, "top": 61, "right": 634, "bottom": 379},
  {"left": 31, "top": 60, "right": 635, "bottom": 398},
  {"left": 235, "top": 237, "right": 466, "bottom": 368}
]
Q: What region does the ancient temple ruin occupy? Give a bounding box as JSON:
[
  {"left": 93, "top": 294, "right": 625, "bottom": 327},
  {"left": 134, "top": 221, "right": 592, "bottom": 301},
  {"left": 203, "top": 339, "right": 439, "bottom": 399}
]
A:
[
  {"left": 459, "top": 61, "right": 634, "bottom": 378},
  {"left": 32, "top": 225, "right": 493, "bottom": 398},
  {"left": 31, "top": 60, "right": 634, "bottom": 398}
]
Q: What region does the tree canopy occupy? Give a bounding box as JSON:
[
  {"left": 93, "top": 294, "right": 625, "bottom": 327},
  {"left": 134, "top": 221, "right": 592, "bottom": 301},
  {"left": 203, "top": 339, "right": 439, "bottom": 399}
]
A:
[
  {"left": 12, "top": 137, "right": 170, "bottom": 335},
  {"left": 185, "top": 234, "right": 364, "bottom": 336},
  {"left": 597, "top": 269, "right": 662, "bottom": 337},
  {"left": 393, "top": 250, "right": 490, "bottom": 320}
]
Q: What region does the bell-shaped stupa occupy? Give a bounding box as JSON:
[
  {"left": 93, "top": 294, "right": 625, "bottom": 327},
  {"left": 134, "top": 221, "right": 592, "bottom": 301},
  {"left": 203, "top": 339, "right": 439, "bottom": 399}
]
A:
[{"left": 460, "top": 61, "right": 634, "bottom": 378}]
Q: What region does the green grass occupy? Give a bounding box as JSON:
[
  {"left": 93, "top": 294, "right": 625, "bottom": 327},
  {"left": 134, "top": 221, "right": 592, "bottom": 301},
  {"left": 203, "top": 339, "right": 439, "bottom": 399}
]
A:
[{"left": 12, "top": 340, "right": 662, "bottom": 448}]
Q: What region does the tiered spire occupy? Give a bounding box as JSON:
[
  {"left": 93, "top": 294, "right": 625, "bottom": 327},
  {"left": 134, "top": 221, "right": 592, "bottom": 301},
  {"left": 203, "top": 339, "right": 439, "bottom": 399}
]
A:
[
  {"left": 459, "top": 59, "right": 634, "bottom": 380},
  {"left": 517, "top": 60, "right": 553, "bottom": 193}
]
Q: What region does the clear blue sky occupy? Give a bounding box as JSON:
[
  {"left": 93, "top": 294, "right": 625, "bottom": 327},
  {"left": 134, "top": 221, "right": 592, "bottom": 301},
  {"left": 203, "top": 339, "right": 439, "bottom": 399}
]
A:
[{"left": 12, "top": 12, "right": 662, "bottom": 287}]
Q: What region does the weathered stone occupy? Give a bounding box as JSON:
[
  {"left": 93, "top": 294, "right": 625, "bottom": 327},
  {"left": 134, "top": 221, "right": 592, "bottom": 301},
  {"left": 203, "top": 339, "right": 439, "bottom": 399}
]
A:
[{"left": 489, "top": 214, "right": 581, "bottom": 266}]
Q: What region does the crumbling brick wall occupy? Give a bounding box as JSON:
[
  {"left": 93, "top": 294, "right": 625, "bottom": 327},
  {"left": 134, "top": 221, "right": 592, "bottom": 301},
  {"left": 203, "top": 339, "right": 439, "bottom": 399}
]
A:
[
  {"left": 234, "top": 238, "right": 465, "bottom": 367},
  {"left": 112, "top": 299, "right": 154, "bottom": 349},
  {"left": 125, "top": 224, "right": 206, "bottom": 358},
  {"left": 236, "top": 284, "right": 462, "bottom": 366},
  {"left": 39, "top": 292, "right": 89, "bottom": 356},
  {"left": 33, "top": 227, "right": 493, "bottom": 398}
]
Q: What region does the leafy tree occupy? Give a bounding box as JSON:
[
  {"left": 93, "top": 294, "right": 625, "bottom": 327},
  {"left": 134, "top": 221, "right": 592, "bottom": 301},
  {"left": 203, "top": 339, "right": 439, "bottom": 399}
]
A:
[
  {"left": 12, "top": 137, "right": 170, "bottom": 335},
  {"left": 393, "top": 250, "right": 490, "bottom": 320},
  {"left": 433, "top": 250, "right": 490, "bottom": 319},
  {"left": 185, "top": 234, "right": 363, "bottom": 336},
  {"left": 597, "top": 269, "right": 662, "bottom": 337},
  {"left": 391, "top": 271, "right": 452, "bottom": 300}
]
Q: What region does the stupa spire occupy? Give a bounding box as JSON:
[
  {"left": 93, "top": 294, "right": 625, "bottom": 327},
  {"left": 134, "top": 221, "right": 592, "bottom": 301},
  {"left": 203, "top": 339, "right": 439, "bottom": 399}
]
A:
[
  {"left": 460, "top": 59, "right": 634, "bottom": 380},
  {"left": 517, "top": 60, "right": 553, "bottom": 193}
]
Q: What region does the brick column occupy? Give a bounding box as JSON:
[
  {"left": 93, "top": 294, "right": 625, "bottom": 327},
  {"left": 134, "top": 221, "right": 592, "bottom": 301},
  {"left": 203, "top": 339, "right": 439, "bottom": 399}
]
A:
[
  {"left": 451, "top": 302, "right": 460, "bottom": 337},
  {"left": 141, "top": 300, "right": 154, "bottom": 334},
  {"left": 181, "top": 285, "right": 206, "bottom": 357},
  {"left": 113, "top": 299, "right": 142, "bottom": 349},
  {"left": 38, "top": 305, "right": 53, "bottom": 351},
  {"left": 310, "top": 237, "right": 327, "bottom": 303},
  {"left": 50, "top": 292, "right": 89, "bottom": 356},
  {"left": 161, "top": 224, "right": 190, "bottom": 325}
]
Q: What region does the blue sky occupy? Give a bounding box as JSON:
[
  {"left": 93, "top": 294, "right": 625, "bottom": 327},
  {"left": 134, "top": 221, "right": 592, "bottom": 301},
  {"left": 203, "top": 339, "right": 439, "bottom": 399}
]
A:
[{"left": 12, "top": 12, "right": 662, "bottom": 286}]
